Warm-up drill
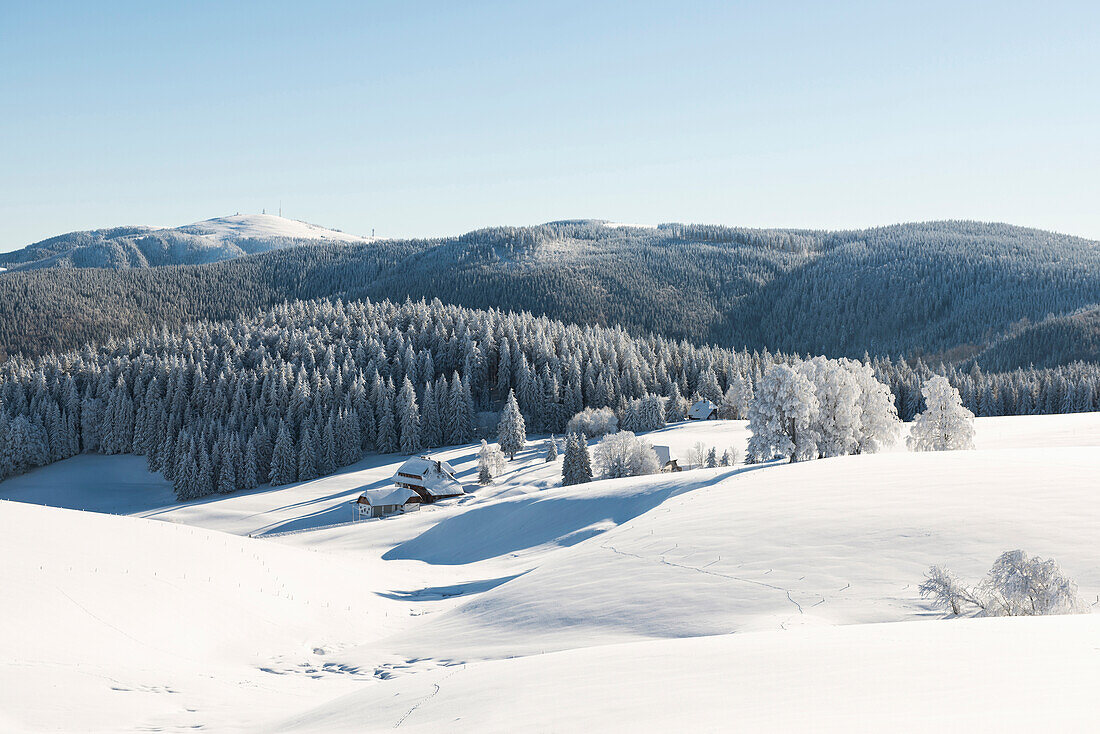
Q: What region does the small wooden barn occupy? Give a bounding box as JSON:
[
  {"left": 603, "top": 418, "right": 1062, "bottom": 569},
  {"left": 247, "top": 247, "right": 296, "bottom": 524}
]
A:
[
  {"left": 392, "top": 456, "right": 465, "bottom": 501},
  {"left": 652, "top": 445, "right": 682, "bottom": 472},
  {"left": 688, "top": 399, "right": 719, "bottom": 421},
  {"left": 356, "top": 486, "right": 422, "bottom": 519}
]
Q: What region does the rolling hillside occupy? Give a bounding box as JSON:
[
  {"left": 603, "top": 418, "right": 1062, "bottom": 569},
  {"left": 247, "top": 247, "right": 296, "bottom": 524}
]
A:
[
  {"left": 1, "top": 415, "right": 1098, "bottom": 731},
  {"left": 0, "top": 214, "right": 374, "bottom": 272},
  {"left": 0, "top": 219, "right": 1097, "bottom": 368}
]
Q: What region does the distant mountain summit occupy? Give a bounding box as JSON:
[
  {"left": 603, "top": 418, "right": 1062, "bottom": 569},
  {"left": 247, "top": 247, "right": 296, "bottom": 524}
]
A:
[{"left": 0, "top": 214, "right": 375, "bottom": 272}]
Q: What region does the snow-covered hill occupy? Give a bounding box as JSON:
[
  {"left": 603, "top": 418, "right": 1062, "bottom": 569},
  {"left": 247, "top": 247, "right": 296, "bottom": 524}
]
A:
[
  {"left": 273, "top": 614, "right": 1100, "bottom": 733},
  {"left": 1, "top": 414, "right": 1098, "bottom": 731},
  {"left": 0, "top": 214, "right": 375, "bottom": 272},
  {"left": 175, "top": 214, "right": 371, "bottom": 243}
]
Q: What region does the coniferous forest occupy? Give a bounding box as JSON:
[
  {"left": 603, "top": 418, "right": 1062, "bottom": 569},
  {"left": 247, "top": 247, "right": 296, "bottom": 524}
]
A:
[
  {"left": 2, "top": 220, "right": 1099, "bottom": 368},
  {"left": 1, "top": 297, "right": 1097, "bottom": 495}
]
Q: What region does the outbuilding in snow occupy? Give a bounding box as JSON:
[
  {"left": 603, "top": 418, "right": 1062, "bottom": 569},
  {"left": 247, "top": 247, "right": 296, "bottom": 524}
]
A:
[
  {"left": 393, "top": 456, "right": 465, "bottom": 501},
  {"left": 688, "top": 399, "right": 718, "bottom": 421},
  {"left": 652, "top": 445, "right": 682, "bottom": 472},
  {"left": 356, "top": 486, "right": 422, "bottom": 519}
]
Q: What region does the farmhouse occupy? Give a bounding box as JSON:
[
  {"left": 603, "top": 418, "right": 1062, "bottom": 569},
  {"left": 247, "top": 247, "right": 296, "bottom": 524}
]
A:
[
  {"left": 356, "top": 487, "right": 422, "bottom": 519},
  {"left": 392, "top": 456, "right": 465, "bottom": 501},
  {"left": 652, "top": 445, "right": 682, "bottom": 472},
  {"left": 688, "top": 399, "right": 719, "bottom": 420}
]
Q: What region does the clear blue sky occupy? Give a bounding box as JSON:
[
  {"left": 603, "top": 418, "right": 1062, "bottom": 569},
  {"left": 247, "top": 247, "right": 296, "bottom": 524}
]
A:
[{"left": 2, "top": 1, "right": 1098, "bottom": 250}]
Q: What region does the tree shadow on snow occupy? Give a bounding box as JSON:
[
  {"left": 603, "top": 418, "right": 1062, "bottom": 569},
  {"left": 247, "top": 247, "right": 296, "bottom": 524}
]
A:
[
  {"left": 383, "top": 465, "right": 771, "bottom": 565},
  {"left": 377, "top": 573, "right": 527, "bottom": 601}
]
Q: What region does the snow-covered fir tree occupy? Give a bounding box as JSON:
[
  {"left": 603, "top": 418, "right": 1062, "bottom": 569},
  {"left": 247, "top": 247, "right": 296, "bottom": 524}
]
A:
[
  {"left": 545, "top": 435, "right": 558, "bottom": 462},
  {"left": 497, "top": 390, "right": 526, "bottom": 460},
  {"left": 561, "top": 432, "right": 593, "bottom": 486},
  {"left": 396, "top": 377, "right": 422, "bottom": 455}
]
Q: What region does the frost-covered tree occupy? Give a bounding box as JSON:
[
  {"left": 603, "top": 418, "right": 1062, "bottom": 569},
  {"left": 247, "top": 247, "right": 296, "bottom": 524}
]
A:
[
  {"left": 269, "top": 420, "right": 297, "bottom": 486},
  {"left": 979, "top": 550, "right": 1083, "bottom": 617},
  {"left": 566, "top": 407, "right": 618, "bottom": 438},
  {"left": 921, "top": 551, "right": 1082, "bottom": 617},
  {"left": 375, "top": 390, "right": 398, "bottom": 454},
  {"left": 847, "top": 360, "right": 901, "bottom": 453},
  {"left": 664, "top": 383, "right": 690, "bottom": 423},
  {"left": 545, "top": 434, "right": 559, "bottom": 462},
  {"left": 477, "top": 439, "right": 494, "bottom": 485},
  {"left": 746, "top": 363, "right": 819, "bottom": 463},
  {"left": 593, "top": 430, "right": 659, "bottom": 479},
  {"left": 561, "top": 432, "right": 593, "bottom": 486},
  {"left": 397, "top": 377, "right": 422, "bottom": 455},
  {"left": 686, "top": 441, "right": 708, "bottom": 469},
  {"left": 242, "top": 435, "right": 260, "bottom": 490},
  {"left": 446, "top": 372, "right": 476, "bottom": 445},
  {"left": 420, "top": 382, "right": 442, "bottom": 448},
  {"left": 297, "top": 424, "right": 318, "bottom": 481},
  {"left": 497, "top": 390, "right": 526, "bottom": 459},
  {"left": 919, "top": 565, "right": 982, "bottom": 616},
  {"left": 798, "top": 357, "right": 861, "bottom": 458},
  {"left": 907, "top": 376, "right": 975, "bottom": 452},
  {"left": 704, "top": 447, "right": 718, "bottom": 468},
  {"left": 217, "top": 457, "right": 237, "bottom": 495},
  {"left": 718, "top": 374, "right": 753, "bottom": 420}
]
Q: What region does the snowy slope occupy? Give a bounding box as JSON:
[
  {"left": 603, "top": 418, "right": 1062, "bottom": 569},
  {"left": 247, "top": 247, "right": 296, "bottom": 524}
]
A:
[
  {"left": 0, "top": 499, "right": 455, "bottom": 733},
  {"left": 174, "top": 214, "right": 372, "bottom": 243},
  {"left": 273, "top": 614, "right": 1100, "bottom": 733},
  {"left": 1, "top": 413, "right": 1098, "bottom": 732},
  {"left": 395, "top": 446, "right": 1100, "bottom": 662}
]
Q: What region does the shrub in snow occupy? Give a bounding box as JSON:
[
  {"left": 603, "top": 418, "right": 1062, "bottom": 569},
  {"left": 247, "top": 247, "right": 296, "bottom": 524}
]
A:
[
  {"left": 720, "top": 448, "right": 734, "bottom": 466},
  {"left": 920, "top": 550, "right": 1083, "bottom": 617},
  {"left": 561, "top": 432, "right": 593, "bottom": 486},
  {"left": 566, "top": 407, "right": 619, "bottom": 439},
  {"left": 979, "top": 550, "right": 1084, "bottom": 616},
  {"left": 918, "top": 565, "right": 984, "bottom": 616},
  {"left": 594, "top": 430, "right": 659, "bottom": 479},
  {"left": 686, "top": 441, "right": 708, "bottom": 469},
  {"left": 907, "top": 375, "right": 975, "bottom": 452},
  {"left": 497, "top": 390, "right": 526, "bottom": 459}
]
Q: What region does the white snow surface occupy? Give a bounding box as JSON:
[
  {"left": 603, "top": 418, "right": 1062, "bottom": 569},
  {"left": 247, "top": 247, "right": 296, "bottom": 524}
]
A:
[
  {"left": 173, "top": 213, "right": 373, "bottom": 243},
  {"left": 1, "top": 413, "right": 1098, "bottom": 732}
]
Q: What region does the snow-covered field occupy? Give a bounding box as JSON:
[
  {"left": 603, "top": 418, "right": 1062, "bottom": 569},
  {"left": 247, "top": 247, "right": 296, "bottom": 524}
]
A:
[{"left": 2, "top": 414, "right": 1098, "bottom": 732}]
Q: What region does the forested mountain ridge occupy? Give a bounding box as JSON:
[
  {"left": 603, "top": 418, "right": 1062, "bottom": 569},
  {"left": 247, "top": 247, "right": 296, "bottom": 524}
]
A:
[
  {"left": 0, "top": 214, "right": 373, "bottom": 272},
  {"left": 1, "top": 219, "right": 1097, "bottom": 368},
  {"left": 1, "top": 296, "right": 1097, "bottom": 494}
]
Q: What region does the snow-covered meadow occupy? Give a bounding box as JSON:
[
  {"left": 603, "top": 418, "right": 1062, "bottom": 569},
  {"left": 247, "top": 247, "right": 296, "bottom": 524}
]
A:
[{"left": 2, "top": 413, "right": 1099, "bottom": 731}]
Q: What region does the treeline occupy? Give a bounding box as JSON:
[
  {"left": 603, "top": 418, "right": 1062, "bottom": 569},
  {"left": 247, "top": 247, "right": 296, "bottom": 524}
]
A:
[
  {"left": 2, "top": 220, "right": 1099, "bottom": 369},
  {"left": 1, "top": 298, "right": 1098, "bottom": 497}
]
